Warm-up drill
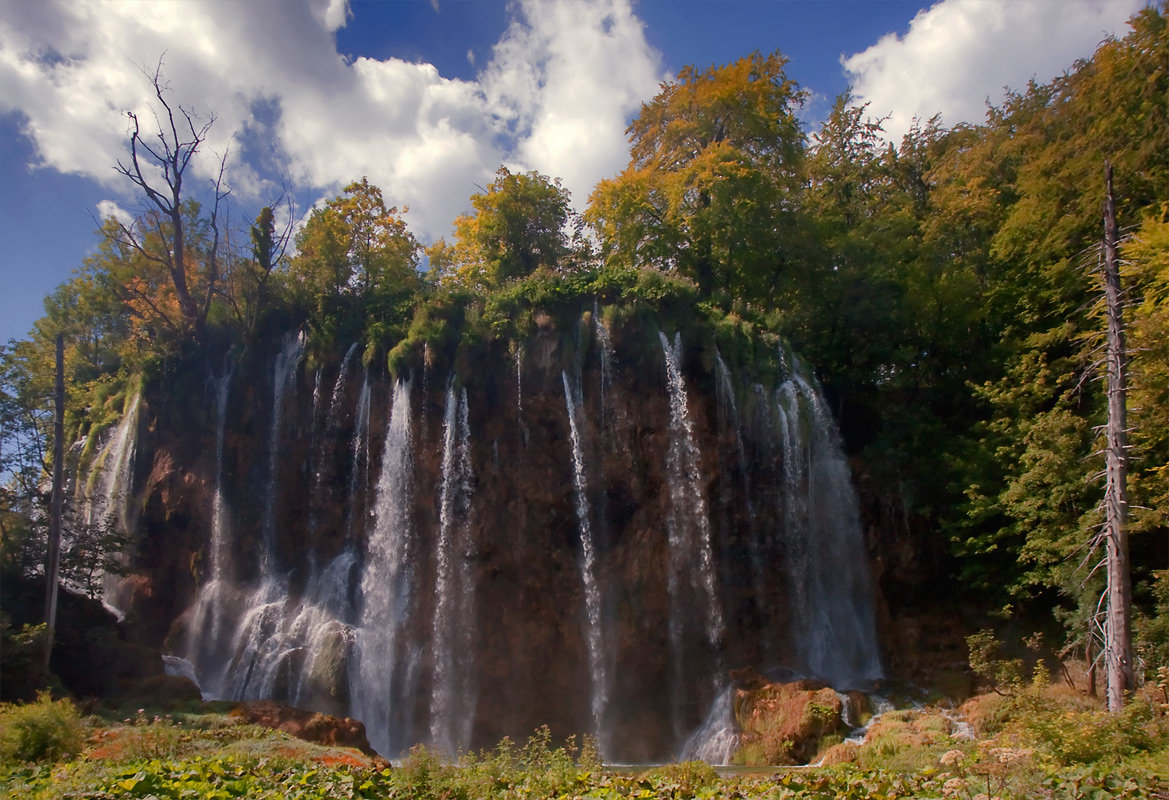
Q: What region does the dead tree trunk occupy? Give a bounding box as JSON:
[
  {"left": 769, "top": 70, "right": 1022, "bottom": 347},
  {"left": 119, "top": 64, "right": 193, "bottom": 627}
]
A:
[
  {"left": 1102, "top": 162, "right": 1133, "bottom": 713},
  {"left": 42, "top": 333, "right": 65, "bottom": 678}
]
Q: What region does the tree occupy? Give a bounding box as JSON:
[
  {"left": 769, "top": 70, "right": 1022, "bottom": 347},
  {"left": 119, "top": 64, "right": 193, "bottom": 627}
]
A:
[
  {"left": 945, "top": 7, "right": 1167, "bottom": 656},
  {"left": 430, "top": 167, "right": 572, "bottom": 290},
  {"left": 588, "top": 51, "right": 808, "bottom": 302},
  {"left": 112, "top": 63, "right": 229, "bottom": 339},
  {"left": 90, "top": 202, "right": 219, "bottom": 344},
  {"left": 1100, "top": 164, "right": 1132, "bottom": 711},
  {"left": 287, "top": 178, "right": 419, "bottom": 341},
  {"left": 221, "top": 202, "right": 296, "bottom": 335}
]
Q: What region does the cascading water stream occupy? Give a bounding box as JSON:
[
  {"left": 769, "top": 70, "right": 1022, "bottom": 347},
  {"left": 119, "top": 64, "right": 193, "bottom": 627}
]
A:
[
  {"left": 208, "top": 364, "right": 234, "bottom": 582},
  {"left": 430, "top": 383, "right": 477, "bottom": 754},
  {"left": 777, "top": 371, "right": 882, "bottom": 687},
  {"left": 79, "top": 393, "right": 141, "bottom": 541},
  {"left": 79, "top": 392, "right": 141, "bottom": 616},
  {"left": 514, "top": 344, "right": 524, "bottom": 422},
  {"left": 261, "top": 332, "right": 305, "bottom": 577},
  {"left": 309, "top": 342, "right": 360, "bottom": 532},
  {"left": 561, "top": 371, "right": 611, "bottom": 754},
  {"left": 659, "top": 332, "right": 725, "bottom": 737},
  {"left": 593, "top": 303, "right": 615, "bottom": 427},
  {"left": 353, "top": 378, "right": 417, "bottom": 756},
  {"left": 681, "top": 685, "right": 738, "bottom": 765},
  {"left": 192, "top": 363, "right": 236, "bottom": 661},
  {"left": 156, "top": 323, "right": 883, "bottom": 762},
  {"left": 199, "top": 334, "right": 313, "bottom": 702},
  {"left": 343, "top": 371, "right": 372, "bottom": 541}
]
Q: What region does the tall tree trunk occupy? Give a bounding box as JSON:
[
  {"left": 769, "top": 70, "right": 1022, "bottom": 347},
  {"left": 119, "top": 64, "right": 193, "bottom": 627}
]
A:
[
  {"left": 1102, "top": 162, "right": 1133, "bottom": 713},
  {"left": 42, "top": 333, "right": 65, "bottom": 678}
]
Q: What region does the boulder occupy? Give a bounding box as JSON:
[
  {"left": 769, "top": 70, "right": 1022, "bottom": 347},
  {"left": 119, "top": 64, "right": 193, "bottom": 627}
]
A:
[
  {"left": 732, "top": 678, "right": 845, "bottom": 765},
  {"left": 234, "top": 700, "right": 378, "bottom": 756}
]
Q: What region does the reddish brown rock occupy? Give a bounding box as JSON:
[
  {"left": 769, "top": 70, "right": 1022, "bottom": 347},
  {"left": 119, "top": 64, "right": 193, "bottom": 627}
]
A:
[
  {"left": 234, "top": 700, "right": 378, "bottom": 756},
  {"left": 733, "top": 679, "right": 845, "bottom": 765}
]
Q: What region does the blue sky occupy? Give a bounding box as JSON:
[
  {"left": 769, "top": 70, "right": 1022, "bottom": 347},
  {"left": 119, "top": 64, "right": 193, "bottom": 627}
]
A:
[{"left": 0, "top": 0, "right": 1147, "bottom": 345}]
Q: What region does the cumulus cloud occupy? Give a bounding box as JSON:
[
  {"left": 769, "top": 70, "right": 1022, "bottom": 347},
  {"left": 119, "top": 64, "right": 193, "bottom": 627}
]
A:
[
  {"left": 842, "top": 0, "right": 1146, "bottom": 144},
  {"left": 0, "top": 0, "right": 662, "bottom": 240},
  {"left": 482, "top": 1, "right": 665, "bottom": 207},
  {"left": 95, "top": 199, "right": 133, "bottom": 228}
]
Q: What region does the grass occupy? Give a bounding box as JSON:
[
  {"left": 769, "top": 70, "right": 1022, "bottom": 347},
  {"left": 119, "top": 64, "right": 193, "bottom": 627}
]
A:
[{"left": 2, "top": 686, "right": 1168, "bottom": 799}]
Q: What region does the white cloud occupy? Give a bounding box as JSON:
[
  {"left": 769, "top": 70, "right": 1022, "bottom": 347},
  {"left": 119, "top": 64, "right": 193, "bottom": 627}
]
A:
[
  {"left": 842, "top": 0, "right": 1146, "bottom": 144},
  {"left": 0, "top": 0, "right": 663, "bottom": 241},
  {"left": 313, "top": 0, "right": 351, "bottom": 33},
  {"left": 482, "top": 1, "right": 665, "bottom": 209},
  {"left": 95, "top": 199, "right": 133, "bottom": 228}
]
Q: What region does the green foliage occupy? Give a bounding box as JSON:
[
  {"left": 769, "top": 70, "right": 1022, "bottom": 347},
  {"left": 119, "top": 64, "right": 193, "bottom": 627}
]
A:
[
  {"left": 844, "top": 708, "right": 959, "bottom": 773},
  {"left": 433, "top": 167, "right": 574, "bottom": 291},
  {"left": 1, "top": 702, "right": 1165, "bottom": 800},
  {"left": 386, "top": 727, "right": 597, "bottom": 799},
  {"left": 1126, "top": 209, "right": 1169, "bottom": 539},
  {"left": 966, "top": 628, "right": 1027, "bottom": 695},
  {"left": 1136, "top": 571, "right": 1169, "bottom": 675},
  {"left": 1008, "top": 695, "right": 1165, "bottom": 765},
  {"left": 0, "top": 693, "right": 86, "bottom": 764},
  {"left": 588, "top": 50, "right": 808, "bottom": 302},
  {"left": 285, "top": 178, "right": 420, "bottom": 346},
  {"left": 0, "top": 621, "right": 50, "bottom": 701}
]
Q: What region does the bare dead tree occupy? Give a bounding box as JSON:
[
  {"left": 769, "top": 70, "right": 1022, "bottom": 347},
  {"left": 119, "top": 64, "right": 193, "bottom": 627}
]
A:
[
  {"left": 113, "top": 60, "right": 229, "bottom": 338},
  {"left": 41, "top": 334, "right": 65, "bottom": 678},
  {"left": 1100, "top": 161, "right": 1133, "bottom": 712}
]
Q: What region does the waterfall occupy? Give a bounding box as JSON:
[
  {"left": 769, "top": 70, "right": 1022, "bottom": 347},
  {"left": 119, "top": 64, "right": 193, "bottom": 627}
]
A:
[
  {"left": 158, "top": 320, "right": 883, "bottom": 762},
  {"left": 219, "top": 547, "right": 356, "bottom": 705},
  {"left": 430, "top": 383, "right": 477, "bottom": 753},
  {"left": 715, "top": 352, "right": 766, "bottom": 653},
  {"left": 681, "top": 686, "right": 739, "bottom": 765},
  {"left": 775, "top": 367, "right": 882, "bottom": 688},
  {"left": 353, "top": 379, "right": 417, "bottom": 756},
  {"left": 261, "top": 332, "right": 305, "bottom": 575},
  {"left": 343, "top": 371, "right": 372, "bottom": 541},
  {"left": 659, "top": 332, "right": 725, "bottom": 644},
  {"left": 73, "top": 391, "right": 141, "bottom": 613},
  {"left": 593, "top": 302, "right": 615, "bottom": 426},
  {"left": 80, "top": 393, "right": 141, "bottom": 546},
  {"left": 562, "top": 370, "right": 610, "bottom": 753},
  {"left": 309, "top": 367, "right": 323, "bottom": 489},
  {"left": 309, "top": 342, "right": 359, "bottom": 531},
  {"left": 209, "top": 363, "right": 234, "bottom": 582},
  {"left": 659, "top": 332, "right": 726, "bottom": 742},
  {"left": 186, "top": 363, "right": 235, "bottom": 664},
  {"left": 515, "top": 344, "right": 524, "bottom": 421},
  {"left": 330, "top": 342, "right": 361, "bottom": 429}
]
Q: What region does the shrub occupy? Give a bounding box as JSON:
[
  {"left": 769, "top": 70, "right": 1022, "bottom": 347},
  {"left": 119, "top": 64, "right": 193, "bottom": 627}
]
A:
[
  {"left": 0, "top": 692, "right": 86, "bottom": 764},
  {"left": 1007, "top": 693, "right": 1168, "bottom": 765}
]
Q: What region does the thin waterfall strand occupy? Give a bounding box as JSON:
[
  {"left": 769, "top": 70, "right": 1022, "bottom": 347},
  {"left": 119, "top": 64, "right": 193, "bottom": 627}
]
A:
[{"left": 562, "top": 370, "right": 610, "bottom": 752}]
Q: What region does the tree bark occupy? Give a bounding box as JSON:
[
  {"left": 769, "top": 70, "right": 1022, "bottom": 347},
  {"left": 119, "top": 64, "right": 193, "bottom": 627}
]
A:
[
  {"left": 42, "top": 333, "right": 65, "bottom": 678},
  {"left": 1102, "top": 162, "right": 1133, "bottom": 713}
]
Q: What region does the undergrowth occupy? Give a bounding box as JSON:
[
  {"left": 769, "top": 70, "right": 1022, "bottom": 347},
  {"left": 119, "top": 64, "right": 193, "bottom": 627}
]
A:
[
  {"left": 1, "top": 691, "right": 1167, "bottom": 799},
  {"left": 0, "top": 692, "right": 85, "bottom": 764}
]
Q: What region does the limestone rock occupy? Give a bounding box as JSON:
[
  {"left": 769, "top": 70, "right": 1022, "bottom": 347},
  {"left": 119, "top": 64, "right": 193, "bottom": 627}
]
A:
[
  {"left": 732, "top": 678, "right": 845, "bottom": 765},
  {"left": 234, "top": 700, "right": 378, "bottom": 757}
]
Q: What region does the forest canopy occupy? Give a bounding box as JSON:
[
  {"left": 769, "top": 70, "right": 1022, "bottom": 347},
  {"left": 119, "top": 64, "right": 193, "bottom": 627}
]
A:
[{"left": 2, "top": 7, "right": 1168, "bottom": 684}]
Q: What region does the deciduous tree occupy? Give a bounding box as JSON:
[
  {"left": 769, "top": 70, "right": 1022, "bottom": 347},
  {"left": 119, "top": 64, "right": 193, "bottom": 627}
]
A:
[
  {"left": 588, "top": 51, "right": 808, "bottom": 302},
  {"left": 112, "top": 63, "right": 228, "bottom": 338}
]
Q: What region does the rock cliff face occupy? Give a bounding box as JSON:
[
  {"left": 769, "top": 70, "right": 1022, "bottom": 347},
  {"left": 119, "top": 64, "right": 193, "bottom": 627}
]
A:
[{"left": 90, "top": 305, "right": 883, "bottom": 761}]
